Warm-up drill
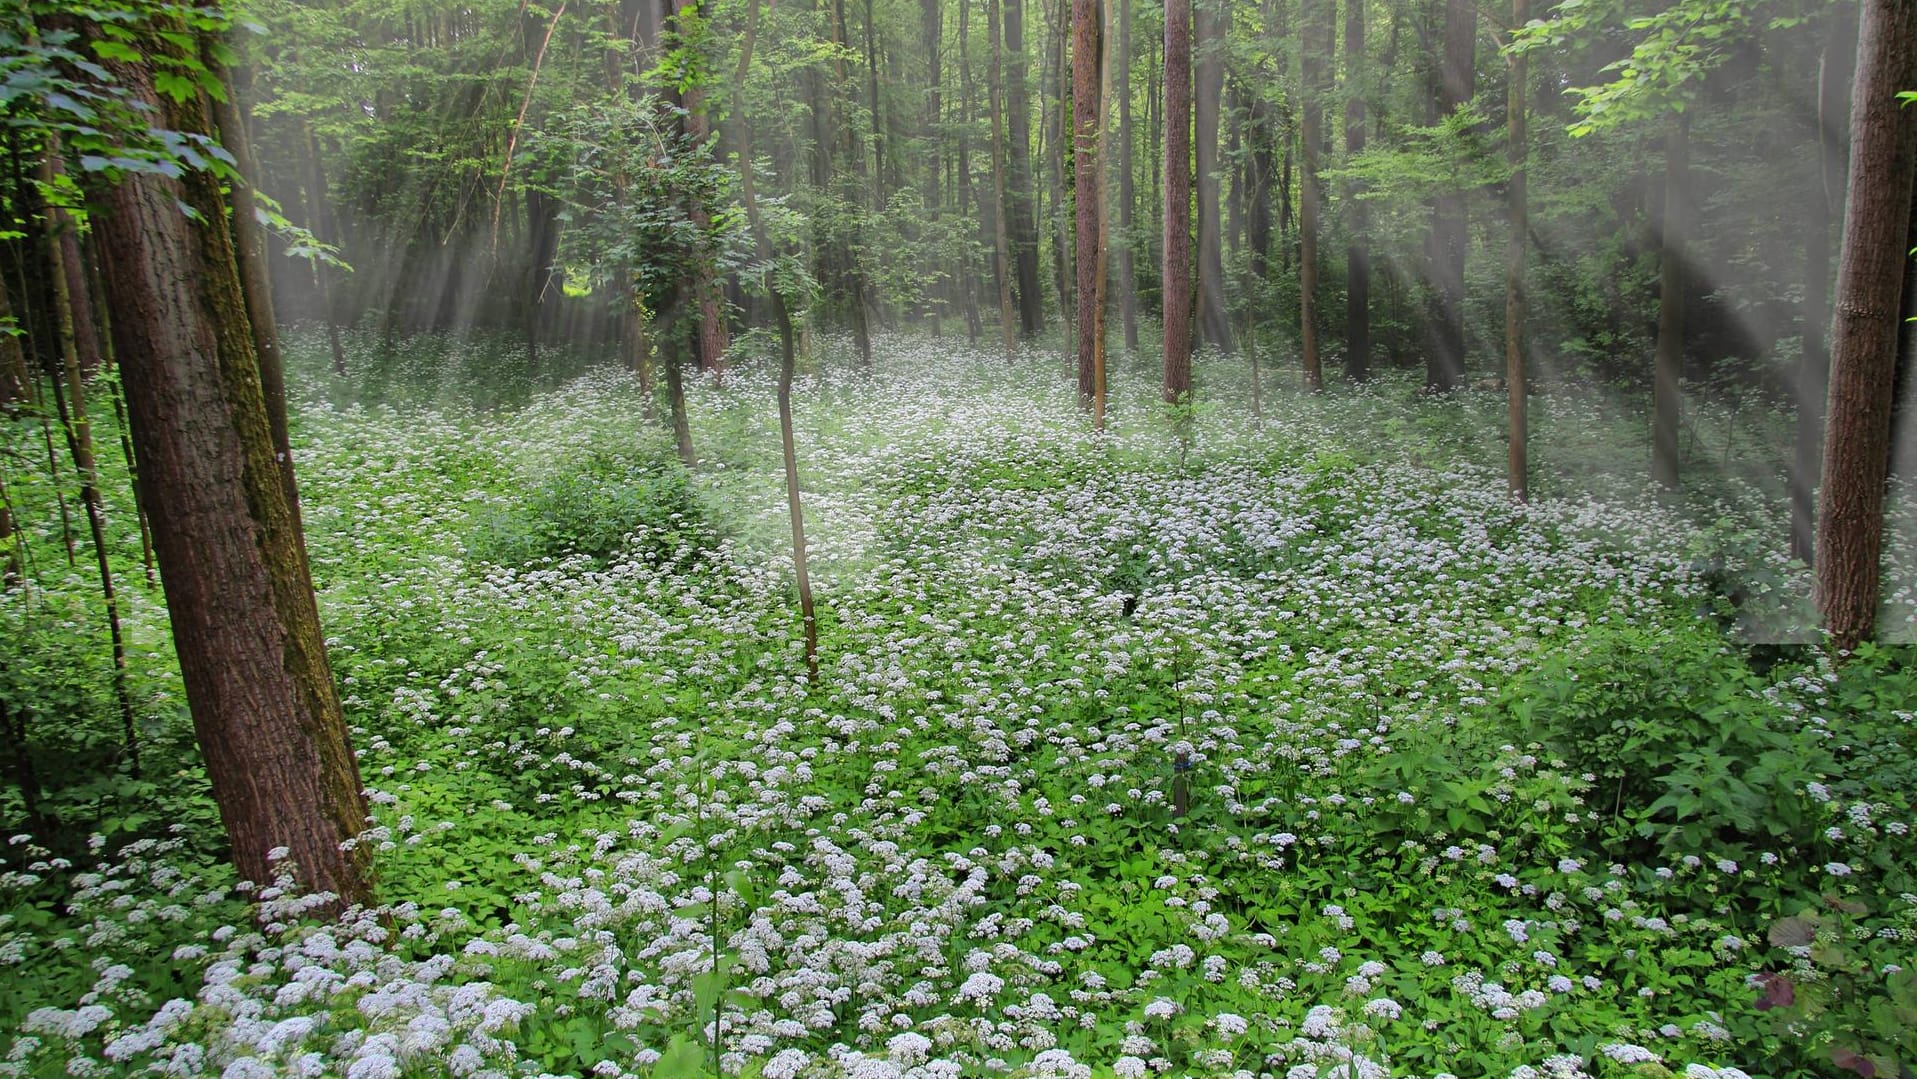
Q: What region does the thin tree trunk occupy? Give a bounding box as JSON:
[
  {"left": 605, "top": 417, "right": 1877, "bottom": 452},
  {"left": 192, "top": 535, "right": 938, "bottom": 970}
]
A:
[
  {"left": 1344, "top": 0, "right": 1370, "bottom": 382},
  {"left": 672, "top": 0, "right": 731, "bottom": 381},
  {"left": 1050, "top": 0, "right": 1075, "bottom": 353},
  {"left": 1651, "top": 118, "right": 1688, "bottom": 493},
  {"left": 1117, "top": 0, "right": 1139, "bottom": 352},
  {"left": 1792, "top": 13, "right": 1856, "bottom": 564},
  {"left": 665, "top": 329, "right": 696, "bottom": 466},
  {"left": 1006, "top": 0, "right": 1045, "bottom": 335},
  {"left": 1163, "top": 0, "right": 1194, "bottom": 401},
  {"left": 1424, "top": 0, "right": 1474, "bottom": 392},
  {"left": 1815, "top": 0, "right": 1917, "bottom": 654},
  {"left": 1298, "top": 0, "right": 1328, "bottom": 392},
  {"left": 959, "top": 0, "right": 987, "bottom": 342},
  {"left": 39, "top": 148, "right": 140, "bottom": 775},
  {"left": 1505, "top": 0, "right": 1528, "bottom": 503},
  {"left": 299, "top": 124, "right": 349, "bottom": 376},
  {"left": 865, "top": 0, "right": 883, "bottom": 211},
  {"left": 1075, "top": 0, "right": 1104, "bottom": 410},
  {"left": 1193, "top": 0, "right": 1232, "bottom": 352},
  {"left": 775, "top": 296, "right": 819, "bottom": 680},
  {"left": 990, "top": 0, "right": 1021, "bottom": 359},
  {"left": 0, "top": 266, "right": 28, "bottom": 411}
]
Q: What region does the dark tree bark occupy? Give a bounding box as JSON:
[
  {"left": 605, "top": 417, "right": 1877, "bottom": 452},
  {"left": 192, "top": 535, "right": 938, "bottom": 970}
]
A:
[
  {"left": 1344, "top": 0, "right": 1370, "bottom": 382},
  {"left": 39, "top": 146, "right": 140, "bottom": 777},
  {"left": 665, "top": 331, "right": 697, "bottom": 466},
  {"left": 1117, "top": 0, "right": 1139, "bottom": 352},
  {"left": 671, "top": 0, "right": 731, "bottom": 380},
  {"left": 1423, "top": 0, "right": 1474, "bottom": 392},
  {"left": 959, "top": 0, "right": 987, "bottom": 342},
  {"left": 0, "top": 247, "right": 28, "bottom": 410},
  {"left": 1193, "top": 0, "right": 1232, "bottom": 351},
  {"left": 91, "top": 37, "right": 372, "bottom": 907},
  {"left": 864, "top": 0, "right": 883, "bottom": 211},
  {"left": 1815, "top": 0, "right": 1917, "bottom": 654},
  {"left": 1298, "top": 0, "right": 1329, "bottom": 392},
  {"left": 990, "top": 0, "right": 1022, "bottom": 358},
  {"left": 1247, "top": 98, "right": 1275, "bottom": 281},
  {"left": 1505, "top": 0, "right": 1527, "bottom": 502},
  {"left": 1006, "top": 0, "right": 1046, "bottom": 335},
  {"left": 1074, "top": 0, "right": 1105, "bottom": 411},
  {"left": 210, "top": 81, "right": 300, "bottom": 517},
  {"left": 1163, "top": 0, "right": 1194, "bottom": 401},
  {"left": 1651, "top": 118, "right": 1688, "bottom": 493},
  {"left": 1791, "top": 12, "right": 1856, "bottom": 564},
  {"left": 1047, "top": 0, "right": 1075, "bottom": 347}
]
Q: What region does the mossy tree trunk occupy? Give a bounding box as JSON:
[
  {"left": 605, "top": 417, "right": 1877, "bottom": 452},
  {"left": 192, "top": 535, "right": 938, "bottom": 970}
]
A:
[{"left": 90, "top": 34, "right": 372, "bottom": 907}]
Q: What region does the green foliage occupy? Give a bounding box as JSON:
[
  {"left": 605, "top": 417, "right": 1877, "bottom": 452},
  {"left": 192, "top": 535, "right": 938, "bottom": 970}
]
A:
[
  {"left": 1761, "top": 898, "right": 1917, "bottom": 1079},
  {"left": 1502, "top": 625, "right": 1834, "bottom": 860},
  {"left": 1515, "top": 0, "right": 1757, "bottom": 136},
  {"left": 466, "top": 446, "right": 711, "bottom": 568},
  {"left": 536, "top": 95, "right": 741, "bottom": 327},
  {"left": 0, "top": 1, "right": 239, "bottom": 181}
]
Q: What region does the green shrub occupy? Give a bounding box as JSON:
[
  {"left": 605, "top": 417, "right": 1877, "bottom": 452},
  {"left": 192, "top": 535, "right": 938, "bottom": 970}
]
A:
[
  {"left": 1502, "top": 625, "right": 1836, "bottom": 862},
  {"left": 466, "top": 448, "right": 711, "bottom": 567}
]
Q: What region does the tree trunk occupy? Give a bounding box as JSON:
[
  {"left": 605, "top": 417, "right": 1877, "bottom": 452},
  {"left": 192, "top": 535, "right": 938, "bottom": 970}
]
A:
[
  {"left": 1050, "top": 0, "right": 1075, "bottom": 353},
  {"left": 299, "top": 123, "right": 349, "bottom": 376},
  {"left": 210, "top": 82, "right": 301, "bottom": 518},
  {"left": 665, "top": 330, "right": 697, "bottom": 466},
  {"left": 865, "top": 0, "right": 883, "bottom": 211},
  {"left": 1505, "top": 0, "right": 1528, "bottom": 503},
  {"left": 1791, "top": 12, "right": 1856, "bottom": 565},
  {"left": 1815, "top": 0, "right": 1917, "bottom": 654},
  {"left": 1117, "top": 0, "right": 1139, "bottom": 353},
  {"left": 0, "top": 252, "right": 28, "bottom": 410},
  {"left": 1247, "top": 98, "right": 1275, "bottom": 281},
  {"left": 775, "top": 295, "right": 819, "bottom": 681},
  {"left": 990, "top": 0, "right": 1022, "bottom": 358},
  {"left": 1006, "top": 0, "right": 1046, "bottom": 336},
  {"left": 1651, "top": 118, "right": 1688, "bottom": 493},
  {"left": 1298, "top": 0, "right": 1328, "bottom": 392},
  {"left": 1074, "top": 0, "right": 1104, "bottom": 411},
  {"left": 959, "top": 0, "right": 987, "bottom": 342},
  {"left": 672, "top": 0, "right": 731, "bottom": 381},
  {"left": 1193, "top": 0, "right": 1232, "bottom": 351},
  {"left": 1423, "top": 0, "right": 1473, "bottom": 392},
  {"left": 1163, "top": 0, "right": 1193, "bottom": 401},
  {"left": 91, "top": 38, "right": 371, "bottom": 908},
  {"left": 1344, "top": 0, "right": 1370, "bottom": 381}
]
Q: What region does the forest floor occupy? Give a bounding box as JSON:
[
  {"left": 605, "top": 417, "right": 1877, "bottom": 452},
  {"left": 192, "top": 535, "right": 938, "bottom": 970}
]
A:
[{"left": 3, "top": 331, "right": 1915, "bottom": 1079}]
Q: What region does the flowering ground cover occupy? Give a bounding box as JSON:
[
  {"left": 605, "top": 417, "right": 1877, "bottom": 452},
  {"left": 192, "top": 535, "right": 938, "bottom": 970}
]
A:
[{"left": 2, "top": 334, "right": 1914, "bottom": 1079}]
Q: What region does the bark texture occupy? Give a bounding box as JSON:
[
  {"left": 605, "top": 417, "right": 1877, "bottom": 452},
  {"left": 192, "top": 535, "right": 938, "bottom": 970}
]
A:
[
  {"left": 91, "top": 38, "right": 371, "bottom": 907},
  {"left": 1162, "top": 0, "right": 1193, "bottom": 401},
  {"left": 1816, "top": 0, "right": 1917, "bottom": 653}
]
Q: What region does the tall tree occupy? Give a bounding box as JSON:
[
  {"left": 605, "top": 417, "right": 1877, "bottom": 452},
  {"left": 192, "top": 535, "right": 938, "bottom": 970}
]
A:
[
  {"left": 1815, "top": 0, "right": 1917, "bottom": 654},
  {"left": 1117, "top": 0, "right": 1139, "bottom": 352},
  {"left": 1193, "top": 0, "right": 1232, "bottom": 351},
  {"left": 91, "top": 32, "right": 371, "bottom": 906},
  {"left": 1074, "top": 0, "right": 1105, "bottom": 412},
  {"left": 1504, "top": 0, "right": 1528, "bottom": 502},
  {"left": 1650, "top": 117, "right": 1687, "bottom": 492},
  {"left": 1791, "top": 13, "right": 1856, "bottom": 564},
  {"left": 989, "top": 0, "right": 1022, "bottom": 357},
  {"left": 1298, "top": 0, "right": 1330, "bottom": 391},
  {"left": 1006, "top": 0, "right": 1046, "bottom": 335},
  {"left": 671, "top": 0, "right": 732, "bottom": 380},
  {"left": 1424, "top": 0, "right": 1474, "bottom": 392},
  {"left": 1163, "top": 0, "right": 1194, "bottom": 401},
  {"left": 1343, "top": 0, "right": 1370, "bottom": 381}
]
